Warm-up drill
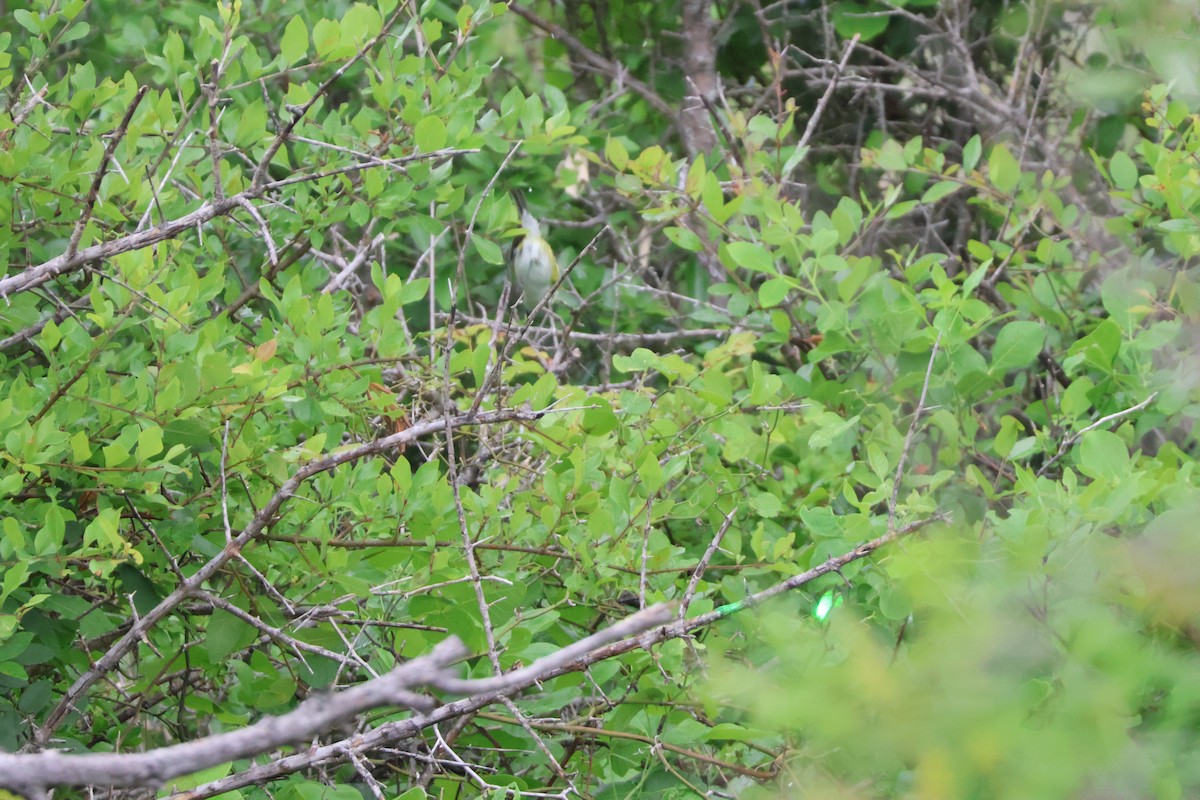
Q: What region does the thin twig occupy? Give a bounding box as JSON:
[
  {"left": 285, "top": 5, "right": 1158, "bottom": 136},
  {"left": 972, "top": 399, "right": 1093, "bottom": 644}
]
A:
[
  {"left": 235, "top": 196, "right": 278, "bottom": 265},
  {"left": 678, "top": 509, "right": 737, "bottom": 619},
  {"left": 795, "top": 34, "right": 859, "bottom": 153},
  {"left": 1036, "top": 392, "right": 1158, "bottom": 478},
  {"left": 220, "top": 419, "right": 233, "bottom": 543},
  {"left": 65, "top": 85, "right": 149, "bottom": 259},
  {"left": 456, "top": 139, "right": 523, "bottom": 305},
  {"left": 640, "top": 496, "right": 654, "bottom": 609},
  {"left": 320, "top": 230, "right": 384, "bottom": 293},
  {"left": 250, "top": 7, "right": 405, "bottom": 187},
  {"left": 507, "top": 3, "right": 678, "bottom": 126},
  {"left": 888, "top": 331, "right": 941, "bottom": 530}
]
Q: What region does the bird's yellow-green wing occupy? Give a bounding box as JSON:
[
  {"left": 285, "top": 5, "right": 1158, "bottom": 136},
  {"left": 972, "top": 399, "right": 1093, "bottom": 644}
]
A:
[{"left": 540, "top": 239, "right": 560, "bottom": 282}]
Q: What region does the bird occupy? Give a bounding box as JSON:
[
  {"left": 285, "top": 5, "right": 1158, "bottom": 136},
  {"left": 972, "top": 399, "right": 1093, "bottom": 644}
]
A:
[{"left": 509, "top": 190, "right": 560, "bottom": 312}]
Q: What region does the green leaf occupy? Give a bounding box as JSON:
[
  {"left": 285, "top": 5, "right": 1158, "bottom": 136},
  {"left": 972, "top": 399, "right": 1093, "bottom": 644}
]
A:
[
  {"left": 472, "top": 236, "right": 503, "bottom": 265},
  {"left": 961, "top": 262, "right": 989, "bottom": 296},
  {"left": 40, "top": 319, "right": 61, "bottom": 350},
  {"left": 962, "top": 134, "right": 982, "bottom": 173},
  {"left": 832, "top": 2, "right": 890, "bottom": 41},
  {"left": 70, "top": 431, "right": 91, "bottom": 461},
  {"left": 987, "top": 143, "right": 1020, "bottom": 194},
  {"left": 1009, "top": 436, "right": 1038, "bottom": 461},
  {"left": 1108, "top": 151, "right": 1137, "bottom": 191},
  {"left": 605, "top": 137, "right": 629, "bottom": 170},
  {"left": 875, "top": 139, "right": 908, "bottom": 171},
  {"left": 726, "top": 241, "right": 774, "bottom": 274},
  {"left": 280, "top": 17, "right": 308, "bottom": 65},
  {"left": 60, "top": 22, "right": 90, "bottom": 43},
  {"left": 13, "top": 9, "right": 42, "bottom": 34},
  {"left": 886, "top": 200, "right": 919, "bottom": 219},
  {"left": 1076, "top": 429, "right": 1129, "bottom": 482},
  {"left": 992, "top": 416, "right": 1021, "bottom": 459},
  {"left": 696, "top": 722, "right": 766, "bottom": 743},
  {"left": 809, "top": 413, "right": 860, "bottom": 449},
  {"left": 702, "top": 173, "right": 726, "bottom": 220},
  {"left": 312, "top": 18, "right": 341, "bottom": 58},
  {"left": 414, "top": 116, "right": 447, "bottom": 151},
  {"left": 421, "top": 17, "right": 442, "bottom": 44},
  {"left": 341, "top": 4, "right": 382, "bottom": 43},
  {"left": 520, "top": 95, "right": 544, "bottom": 137},
  {"left": 921, "top": 180, "right": 960, "bottom": 204},
  {"left": 160, "top": 761, "right": 234, "bottom": 792},
  {"left": 990, "top": 320, "right": 1044, "bottom": 373},
  {"left": 685, "top": 155, "right": 706, "bottom": 196},
  {"left": 758, "top": 276, "right": 792, "bottom": 308},
  {"left": 1066, "top": 319, "right": 1120, "bottom": 372},
  {"left": 812, "top": 590, "right": 844, "bottom": 622},
  {"left": 399, "top": 278, "right": 430, "bottom": 305},
  {"left": 877, "top": 584, "right": 912, "bottom": 620},
  {"left": 1, "top": 562, "right": 29, "bottom": 604},
  {"left": 749, "top": 491, "right": 783, "bottom": 518},
  {"left": 233, "top": 101, "right": 267, "bottom": 149},
  {"left": 582, "top": 397, "right": 619, "bottom": 436},
  {"left": 1157, "top": 218, "right": 1199, "bottom": 233},
  {"left": 0, "top": 660, "right": 28, "bottom": 680},
  {"left": 664, "top": 226, "right": 703, "bottom": 252},
  {"left": 206, "top": 609, "right": 257, "bottom": 661},
  {"left": 136, "top": 425, "right": 164, "bottom": 461},
  {"left": 614, "top": 348, "right": 663, "bottom": 374},
  {"left": 966, "top": 239, "right": 993, "bottom": 261},
  {"left": 638, "top": 451, "right": 664, "bottom": 493},
  {"left": 103, "top": 441, "right": 131, "bottom": 467},
  {"left": 162, "top": 420, "right": 213, "bottom": 451}
]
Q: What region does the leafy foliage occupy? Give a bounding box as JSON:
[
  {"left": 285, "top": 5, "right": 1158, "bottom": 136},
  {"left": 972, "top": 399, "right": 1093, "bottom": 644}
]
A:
[{"left": 1, "top": 0, "right": 1199, "bottom": 798}]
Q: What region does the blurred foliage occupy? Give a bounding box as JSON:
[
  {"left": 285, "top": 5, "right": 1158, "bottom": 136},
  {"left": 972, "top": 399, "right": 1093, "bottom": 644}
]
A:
[{"left": 1, "top": 0, "right": 1199, "bottom": 797}]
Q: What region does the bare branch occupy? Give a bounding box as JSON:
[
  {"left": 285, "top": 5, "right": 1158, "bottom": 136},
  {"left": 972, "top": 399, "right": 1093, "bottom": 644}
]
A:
[
  {"left": 507, "top": 2, "right": 679, "bottom": 131},
  {"left": 169, "top": 520, "right": 943, "bottom": 798},
  {"left": 28, "top": 407, "right": 549, "bottom": 748},
  {"left": 1037, "top": 392, "right": 1159, "bottom": 478},
  {"left": 1, "top": 604, "right": 681, "bottom": 795},
  {"left": 889, "top": 331, "right": 941, "bottom": 530},
  {"left": 250, "top": 7, "right": 405, "bottom": 188},
  {"left": 235, "top": 196, "right": 279, "bottom": 265},
  {"left": 678, "top": 508, "right": 737, "bottom": 619},
  {"left": 65, "top": 85, "right": 149, "bottom": 259},
  {"left": 796, "top": 33, "right": 859, "bottom": 152},
  {"left": 0, "top": 638, "right": 467, "bottom": 794}
]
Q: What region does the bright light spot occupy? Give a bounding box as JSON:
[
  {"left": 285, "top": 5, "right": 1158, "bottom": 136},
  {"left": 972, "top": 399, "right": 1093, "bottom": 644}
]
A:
[{"left": 813, "top": 590, "right": 843, "bottom": 622}]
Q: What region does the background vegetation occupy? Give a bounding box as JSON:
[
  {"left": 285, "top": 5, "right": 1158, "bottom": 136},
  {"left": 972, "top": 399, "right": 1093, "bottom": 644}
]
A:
[{"left": 2, "top": 0, "right": 1200, "bottom": 797}]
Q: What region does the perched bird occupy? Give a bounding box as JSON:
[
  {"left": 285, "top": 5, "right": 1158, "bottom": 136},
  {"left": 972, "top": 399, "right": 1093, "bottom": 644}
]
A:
[{"left": 509, "top": 190, "right": 560, "bottom": 312}]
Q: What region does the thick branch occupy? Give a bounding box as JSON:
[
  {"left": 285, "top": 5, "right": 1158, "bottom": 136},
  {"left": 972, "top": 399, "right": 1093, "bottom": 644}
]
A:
[
  {"left": 167, "top": 515, "right": 945, "bottom": 798},
  {"left": 679, "top": 0, "right": 719, "bottom": 154},
  {"left": 0, "top": 195, "right": 250, "bottom": 299},
  {"left": 29, "top": 408, "right": 545, "bottom": 748},
  {"left": 1, "top": 605, "right": 679, "bottom": 796},
  {"left": 0, "top": 639, "right": 468, "bottom": 795}
]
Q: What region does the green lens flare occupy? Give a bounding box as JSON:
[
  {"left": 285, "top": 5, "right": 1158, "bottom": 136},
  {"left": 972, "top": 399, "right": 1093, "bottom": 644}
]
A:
[{"left": 812, "top": 590, "right": 843, "bottom": 622}]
